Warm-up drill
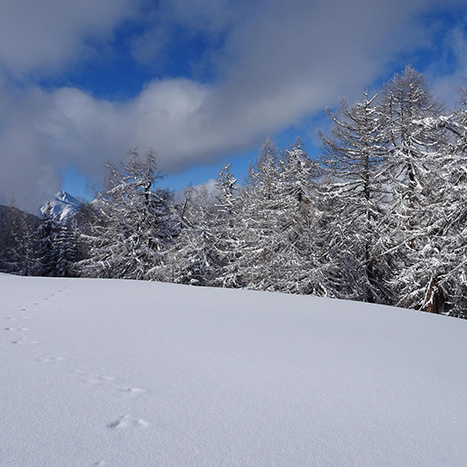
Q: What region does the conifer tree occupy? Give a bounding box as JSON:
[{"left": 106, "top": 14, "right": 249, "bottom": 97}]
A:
[
  {"left": 400, "top": 85, "right": 467, "bottom": 317},
  {"left": 212, "top": 163, "right": 242, "bottom": 288},
  {"left": 379, "top": 66, "right": 448, "bottom": 312},
  {"left": 320, "top": 91, "right": 391, "bottom": 303},
  {"left": 0, "top": 203, "right": 38, "bottom": 275},
  {"left": 55, "top": 223, "right": 79, "bottom": 277},
  {"left": 79, "top": 149, "right": 177, "bottom": 280},
  {"left": 273, "top": 140, "right": 324, "bottom": 294},
  {"left": 35, "top": 203, "right": 60, "bottom": 276},
  {"left": 229, "top": 139, "right": 283, "bottom": 290},
  {"left": 167, "top": 185, "right": 218, "bottom": 286}
]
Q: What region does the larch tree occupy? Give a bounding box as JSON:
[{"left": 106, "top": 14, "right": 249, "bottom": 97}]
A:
[
  {"left": 412, "top": 85, "right": 467, "bottom": 318},
  {"left": 228, "top": 139, "right": 284, "bottom": 291},
  {"left": 212, "top": 163, "right": 242, "bottom": 288},
  {"left": 79, "top": 149, "right": 177, "bottom": 280},
  {"left": 55, "top": 223, "right": 79, "bottom": 277},
  {"left": 35, "top": 203, "right": 61, "bottom": 277},
  {"left": 379, "top": 65, "right": 448, "bottom": 313},
  {"left": 0, "top": 202, "right": 38, "bottom": 276},
  {"left": 166, "top": 184, "right": 218, "bottom": 286},
  {"left": 268, "top": 141, "right": 323, "bottom": 294},
  {"left": 320, "top": 91, "right": 391, "bottom": 303}
]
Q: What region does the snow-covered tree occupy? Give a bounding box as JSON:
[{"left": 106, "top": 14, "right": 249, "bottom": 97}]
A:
[
  {"left": 215, "top": 163, "right": 238, "bottom": 219},
  {"left": 35, "top": 203, "right": 61, "bottom": 276},
  {"left": 166, "top": 185, "right": 219, "bottom": 286},
  {"left": 79, "top": 149, "right": 178, "bottom": 280},
  {"left": 226, "top": 139, "right": 283, "bottom": 290},
  {"left": 272, "top": 140, "right": 324, "bottom": 294},
  {"left": 229, "top": 140, "right": 324, "bottom": 294},
  {"left": 212, "top": 163, "right": 242, "bottom": 288},
  {"left": 0, "top": 202, "right": 38, "bottom": 276},
  {"left": 55, "top": 223, "right": 79, "bottom": 277},
  {"left": 401, "top": 85, "right": 467, "bottom": 318},
  {"left": 320, "top": 91, "right": 391, "bottom": 303},
  {"left": 379, "top": 66, "right": 448, "bottom": 312}
]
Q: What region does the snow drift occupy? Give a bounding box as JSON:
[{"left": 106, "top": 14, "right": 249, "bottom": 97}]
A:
[{"left": 1, "top": 274, "right": 466, "bottom": 466}]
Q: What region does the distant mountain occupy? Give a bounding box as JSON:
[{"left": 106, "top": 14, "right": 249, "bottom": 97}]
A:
[{"left": 40, "top": 191, "right": 83, "bottom": 223}]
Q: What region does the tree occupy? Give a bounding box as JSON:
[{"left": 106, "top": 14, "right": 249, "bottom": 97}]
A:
[
  {"left": 166, "top": 185, "right": 218, "bottom": 286},
  {"left": 35, "top": 203, "right": 60, "bottom": 276},
  {"left": 55, "top": 223, "right": 79, "bottom": 277},
  {"left": 379, "top": 66, "right": 448, "bottom": 313},
  {"left": 403, "top": 84, "right": 467, "bottom": 318},
  {"left": 272, "top": 140, "right": 324, "bottom": 294},
  {"left": 212, "top": 163, "right": 242, "bottom": 288},
  {"left": 320, "top": 90, "right": 391, "bottom": 303},
  {"left": 79, "top": 149, "right": 177, "bottom": 280},
  {"left": 226, "top": 139, "right": 283, "bottom": 290},
  {"left": 230, "top": 140, "right": 325, "bottom": 294},
  {"left": 0, "top": 202, "right": 38, "bottom": 275}
]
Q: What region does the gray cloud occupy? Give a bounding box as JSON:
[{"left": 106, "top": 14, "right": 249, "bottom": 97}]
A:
[
  {"left": 0, "top": 0, "right": 137, "bottom": 78},
  {"left": 0, "top": 0, "right": 465, "bottom": 211}
]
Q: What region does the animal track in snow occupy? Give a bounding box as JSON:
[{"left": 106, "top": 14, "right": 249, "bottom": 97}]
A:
[
  {"left": 86, "top": 375, "right": 115, "bottom": 386},
  {"left": 11, "top": 338, "right": 23, "bottom": 345},
  {"left": 6, "top": 315, "right": 28, "bottom": 321},
  {"left": 35, "top": 354, "right": 66, "bottom": 363},
  {"left": 117, "top": 387, "right": 148, "bottom": 398},
  {"left": 11, "top": 337, "right": 39, "bottom": 345},
  {"left": 107, "top": 415, "right": 150, "bottom": 430},
  {"left": 72, "top": 369, "right": 115, "bottom": 386}
]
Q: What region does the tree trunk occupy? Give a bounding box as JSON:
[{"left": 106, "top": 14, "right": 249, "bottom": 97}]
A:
[{"left": 425, "top": 277, "right": 444, "bottom": 314}]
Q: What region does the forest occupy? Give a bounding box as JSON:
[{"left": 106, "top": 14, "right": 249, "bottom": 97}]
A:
[{"left": 1, "top": 65, "right": 467, "bottom": 319}]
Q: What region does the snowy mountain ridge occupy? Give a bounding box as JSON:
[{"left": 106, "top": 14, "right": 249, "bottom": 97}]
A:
[{"left": 40, "top": 190, "right": 82, "bottom": 222}]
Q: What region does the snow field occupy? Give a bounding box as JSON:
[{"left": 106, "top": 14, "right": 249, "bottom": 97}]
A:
[{"left": 1, "top": 274, "right": 467, "bottom": 466}]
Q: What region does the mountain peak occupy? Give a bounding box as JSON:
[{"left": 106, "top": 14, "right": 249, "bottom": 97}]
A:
[
  {"left": 55, "top": 190, "right": 81, "bottom": 206},
  {"left": 41, "top": 191, "right": 82, "bottom": 223}
]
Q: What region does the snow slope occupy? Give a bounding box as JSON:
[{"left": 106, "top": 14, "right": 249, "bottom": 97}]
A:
[
  {"left": 1, "top": 274, "right": 467, "bottom": 466},
  {"left": 40, "top": 191, "right": 82, "bottom": 223}
]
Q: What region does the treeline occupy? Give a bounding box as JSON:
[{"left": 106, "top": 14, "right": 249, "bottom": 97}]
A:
[{"left": 2, "top": 65, "right": 467, "bottom": 319}]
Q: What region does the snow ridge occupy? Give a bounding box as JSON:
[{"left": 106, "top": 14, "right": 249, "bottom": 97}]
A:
[{"left": 40, "top": 190, "right": 82, "bottom": 223}]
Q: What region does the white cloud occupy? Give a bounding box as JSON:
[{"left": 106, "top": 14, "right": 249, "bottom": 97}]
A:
[{"left": 173, "top": 178, "right": 219, "bottom": 203}]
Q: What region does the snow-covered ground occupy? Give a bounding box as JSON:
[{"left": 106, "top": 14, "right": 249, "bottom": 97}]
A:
[{"left": 1, "top": 274, "right": 467, "bottom": 466}]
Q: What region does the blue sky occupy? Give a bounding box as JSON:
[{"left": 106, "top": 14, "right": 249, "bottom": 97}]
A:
[{"left": 0, "top": 0, "right": 466, "bottom": 211}]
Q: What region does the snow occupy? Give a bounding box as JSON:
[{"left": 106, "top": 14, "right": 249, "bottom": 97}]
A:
[
  {"left": 1, "top": 274, "right": 467, "bottom": 466},
  {"left": 40, "top": 190, "right": 82, "bottom": 223}
]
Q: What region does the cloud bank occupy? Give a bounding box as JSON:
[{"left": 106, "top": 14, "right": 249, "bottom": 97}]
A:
[{"left": 0, "top": 0, "right": 465, "bottom": 211}]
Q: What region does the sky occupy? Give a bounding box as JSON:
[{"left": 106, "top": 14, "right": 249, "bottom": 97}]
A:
[{"left": 0, "top": 0, "right": 467, "bottom": 212}]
